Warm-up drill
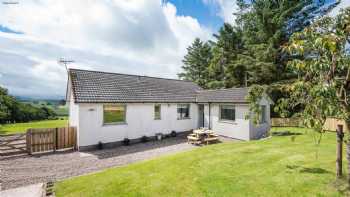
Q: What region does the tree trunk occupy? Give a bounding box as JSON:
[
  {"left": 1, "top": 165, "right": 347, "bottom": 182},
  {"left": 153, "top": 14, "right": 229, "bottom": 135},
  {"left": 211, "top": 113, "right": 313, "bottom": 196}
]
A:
[
  {"left": 336, "top": 124, "right": 344, "bottom": 178},
  {"left": 346, "top": 121, "right": 350, "bottom": 186}
]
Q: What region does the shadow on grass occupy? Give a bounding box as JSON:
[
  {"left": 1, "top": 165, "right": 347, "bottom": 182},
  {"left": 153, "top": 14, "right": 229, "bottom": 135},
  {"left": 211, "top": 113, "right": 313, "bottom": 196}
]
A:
[
  {"left": 331, "top": 177, "right": 350, "bottom": 195},
  {"left": 286, "top": 165, "right": 330, "bottom": 174},
  {"left": 0, "top": 127, "right": 8, "bottom": 135},
  {"left": 271, "top": 131, "right": 303, "bottom": 136},
  {"left": 300, "top": 167, "right": 330, "bottom": 174}
]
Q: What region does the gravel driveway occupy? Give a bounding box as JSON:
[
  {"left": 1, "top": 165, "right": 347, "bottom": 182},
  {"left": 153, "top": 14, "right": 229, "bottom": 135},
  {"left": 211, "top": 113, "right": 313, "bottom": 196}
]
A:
[{"left": 0, "top": 135, "right": 196, "bottom": 190}]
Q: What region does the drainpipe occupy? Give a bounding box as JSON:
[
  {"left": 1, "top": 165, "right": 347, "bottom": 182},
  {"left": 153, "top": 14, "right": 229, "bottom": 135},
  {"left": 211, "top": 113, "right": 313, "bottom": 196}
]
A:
[{"left": 208, "top": 103, "right": 211, "bottom": 129}]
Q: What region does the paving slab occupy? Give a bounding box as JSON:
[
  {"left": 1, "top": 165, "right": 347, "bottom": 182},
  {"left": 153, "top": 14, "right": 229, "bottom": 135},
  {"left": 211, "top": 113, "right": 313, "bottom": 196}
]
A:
[{"left": 0, "top": 183, "right": 44, "bottom": 197}]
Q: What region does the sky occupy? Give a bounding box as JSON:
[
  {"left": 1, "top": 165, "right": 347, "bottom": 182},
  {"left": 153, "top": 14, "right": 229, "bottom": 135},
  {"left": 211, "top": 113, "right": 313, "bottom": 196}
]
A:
[{"left": 0, "top": 0, "right": 346, "bottom": 99}]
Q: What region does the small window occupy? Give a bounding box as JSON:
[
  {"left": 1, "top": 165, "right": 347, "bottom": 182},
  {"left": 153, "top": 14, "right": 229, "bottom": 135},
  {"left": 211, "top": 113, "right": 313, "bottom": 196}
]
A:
[
  {"left": 103, "top": 104, "right": 126, "bottom": 124},
  {"left": 220, "top": 105, "right": 235, "bottom": 121},
  {"left": 177, "top": 104, "right": 190, "bottom": 119},
  {"left": 261, "top": 105, "right": 267, "bottom": 123},
  {"left": 154, "top": 104, "right": 161, "bottom": 120}
]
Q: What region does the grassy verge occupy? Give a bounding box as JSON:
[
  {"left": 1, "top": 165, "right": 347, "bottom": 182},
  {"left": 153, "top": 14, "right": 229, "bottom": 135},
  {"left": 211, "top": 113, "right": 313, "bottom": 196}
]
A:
[
  {"left": 0, "top": 119, "right": 68, "bottom": 135},
  {"left": 55, "top": 127, "right": 348, "bottom": 196}
]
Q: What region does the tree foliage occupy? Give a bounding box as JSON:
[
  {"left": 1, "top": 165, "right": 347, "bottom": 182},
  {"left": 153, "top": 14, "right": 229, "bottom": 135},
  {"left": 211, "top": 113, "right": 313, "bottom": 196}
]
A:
[
  {"left": 178, "top": 38, "right": 212, "bottom": 88},
  {"left": 179, "top": 0, "right": 338, "bottom": 90},
  {"left": 0, "top": 86, "right": 57, "bottom": 124},
  {"left": 282, "top": 8, "right": 350, "bottom": 132},
  {"left": 179, "top": 0, "right": 339, "bottom": 117}
]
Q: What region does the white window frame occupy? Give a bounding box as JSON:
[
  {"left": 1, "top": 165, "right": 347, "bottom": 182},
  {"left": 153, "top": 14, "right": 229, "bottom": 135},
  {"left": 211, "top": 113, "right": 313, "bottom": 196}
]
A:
[{"left": 103, "top": 104, "right": 127, "bottom": 125}]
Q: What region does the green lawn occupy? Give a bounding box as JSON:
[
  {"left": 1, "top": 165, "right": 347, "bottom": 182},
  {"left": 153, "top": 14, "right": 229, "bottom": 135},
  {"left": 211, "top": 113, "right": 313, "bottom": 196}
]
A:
[
  {"left": 55, "top": 127, "right": 348, "bottom": 197},
  {"left": 0, "top": 119, "right": 68, "bottom": 135}
]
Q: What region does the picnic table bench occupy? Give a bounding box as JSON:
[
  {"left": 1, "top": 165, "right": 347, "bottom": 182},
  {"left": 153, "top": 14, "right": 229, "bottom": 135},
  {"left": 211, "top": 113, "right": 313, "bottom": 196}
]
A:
[{"left": 187, "top": 129, "right": 219, "bottom": 145}]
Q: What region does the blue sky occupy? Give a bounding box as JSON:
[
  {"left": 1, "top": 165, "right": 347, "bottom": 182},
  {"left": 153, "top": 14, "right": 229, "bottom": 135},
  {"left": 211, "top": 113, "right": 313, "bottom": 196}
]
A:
[
  {"left": 0, "top": 25, "right": 22, "bottom": 34},
  {"left": 168, "top": 0, "right": 225, "bottom": 30},
  {"left": 0, "top": 0, "right": 346, "bottom": 99}
]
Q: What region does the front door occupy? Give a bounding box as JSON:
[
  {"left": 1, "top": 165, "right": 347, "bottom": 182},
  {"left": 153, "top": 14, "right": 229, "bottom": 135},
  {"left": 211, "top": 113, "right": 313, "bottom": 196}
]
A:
[{"left": 198, "top": 104, "right": 204, "bottom": 128}]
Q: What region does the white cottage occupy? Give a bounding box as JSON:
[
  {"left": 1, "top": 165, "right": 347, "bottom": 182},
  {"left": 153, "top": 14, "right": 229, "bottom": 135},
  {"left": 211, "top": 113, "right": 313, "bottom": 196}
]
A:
[{"left": 67, "top": 69, "right": 272, "bottom": 150}]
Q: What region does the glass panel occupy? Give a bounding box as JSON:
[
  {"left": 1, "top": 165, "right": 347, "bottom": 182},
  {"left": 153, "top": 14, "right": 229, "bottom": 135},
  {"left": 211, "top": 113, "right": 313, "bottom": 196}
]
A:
[
  {"left": 177, "top": 104, "right": 190, "bottom": 119},
  {"left": 154, "top": 104, "right": 161, "bottom": 120},
  {"left": 220, "top": 105, "right": 235, "bottom": 121},
  {"left": 103, "top": 105, "right": 126, "bottom": 124},
  {"left": 261, "top": 105, "right": 266, "bottom": 123}
]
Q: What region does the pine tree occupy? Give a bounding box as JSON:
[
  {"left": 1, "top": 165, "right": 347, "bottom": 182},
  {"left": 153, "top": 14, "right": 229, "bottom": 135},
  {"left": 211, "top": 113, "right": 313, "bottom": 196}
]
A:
[
  {"left": 179, "top": 0, "right": 339, "bottom": 90},
  {"left": 178, "top": 38, "right": 212, "bottom": 88},
  {"left": 209, "top": 23, "right": 245, "bottom": 88}
]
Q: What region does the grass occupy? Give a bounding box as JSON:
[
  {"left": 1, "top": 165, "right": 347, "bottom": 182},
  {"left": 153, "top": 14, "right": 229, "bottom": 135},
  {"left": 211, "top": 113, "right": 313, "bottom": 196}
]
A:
[
  {"left": 104, "top": 111, "right": 125, "bottom": 123},
  {"left": 0, "top": 119, "right": 68, "bottom": 135},
  {"left": 55, "top": 127, "right": 348, "bottom": 197}
]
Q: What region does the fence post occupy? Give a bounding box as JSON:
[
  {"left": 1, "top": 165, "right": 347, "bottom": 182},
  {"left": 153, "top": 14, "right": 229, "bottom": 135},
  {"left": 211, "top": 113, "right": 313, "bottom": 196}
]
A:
[
  {"left": 336, "top": 124, "right": 344, "bottom": 178},
  {"left": 53, "top": 128, "right": 57, "bottom": 152},
  {"left": 26, "top": 129, "right": 32, "bottom": 155}
]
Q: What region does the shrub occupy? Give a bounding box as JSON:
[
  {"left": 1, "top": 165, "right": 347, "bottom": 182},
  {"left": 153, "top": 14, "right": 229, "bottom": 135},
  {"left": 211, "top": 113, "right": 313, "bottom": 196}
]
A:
[
  {"left": 123, "top": 138, "right": 130, "bottom": 146},
  {"left": 141, "top": 135, "right": 148, "bottom": 143}
]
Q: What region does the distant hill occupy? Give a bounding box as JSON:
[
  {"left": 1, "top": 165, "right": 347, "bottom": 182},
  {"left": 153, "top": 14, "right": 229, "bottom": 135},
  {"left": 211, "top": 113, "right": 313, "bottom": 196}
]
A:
[{"left": 19, "top": 99, "right": 68, "bottom": 117}]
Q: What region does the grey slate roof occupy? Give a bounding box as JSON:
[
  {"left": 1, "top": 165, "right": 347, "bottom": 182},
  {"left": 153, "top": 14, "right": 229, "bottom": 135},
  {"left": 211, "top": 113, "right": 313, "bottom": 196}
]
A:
[
  {"left": 69, "top": 69, "right": 202, "bottom": 103},
  {"left": 69, "top": 69, "right": 249, "bottom": 103},
  {"left": 196, "top": 88, "right": 249, "bottom": 103}
]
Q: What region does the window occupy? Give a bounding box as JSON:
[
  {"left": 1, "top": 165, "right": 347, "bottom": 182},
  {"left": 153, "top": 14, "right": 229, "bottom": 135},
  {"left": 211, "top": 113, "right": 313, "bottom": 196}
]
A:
[
  {"left": 154, "top": 104, "right": 161, "bottom": 120},
  {"left": 261, "top": 105, "right": 267, "bottom": 123},
  {"left": 103, "top": 104, "right": 126, "bottom": 124},
  {"left": 220, "top": 105, "right": 235, "bottom": 121},
  {"left": 177, "top": 104, "right": 190, "bottom": 119}
]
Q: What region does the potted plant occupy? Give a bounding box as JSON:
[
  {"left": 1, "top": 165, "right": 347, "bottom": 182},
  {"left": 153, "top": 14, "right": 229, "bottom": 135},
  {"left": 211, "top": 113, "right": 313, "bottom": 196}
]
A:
[
  {"left": 170, "top": 131, "right": 177, "bottom": 137},
  {"left": 155, "top": 133, "right": 163, "bottom": 141},
  {"left": 123, "top": 138, "right": 130, "bottom": 146},
  {"left": 141, "top": 135, "right": 148, "bottom": 143}
]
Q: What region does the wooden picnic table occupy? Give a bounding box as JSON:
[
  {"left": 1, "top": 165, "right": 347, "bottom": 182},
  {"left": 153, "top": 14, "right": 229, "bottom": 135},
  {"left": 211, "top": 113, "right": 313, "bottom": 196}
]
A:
[{"left": 188, "top": 129, "right": 219, "bottom": 145}]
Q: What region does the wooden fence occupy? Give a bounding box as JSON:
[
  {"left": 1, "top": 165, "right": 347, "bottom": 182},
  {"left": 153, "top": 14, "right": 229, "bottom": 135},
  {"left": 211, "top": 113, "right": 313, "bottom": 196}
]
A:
[
  {"left": 271, "top": 118, "right": 302, "bottom": 127},
  {"left": 0, "top": 133, "right": 27, "bottom": 156},
  {"left": 271, "top": 118, "right": 349, "bottom": 132},
  {"left": 323, "top": 118, "right": 349, "bottom": 132},
  {"left": 26, "top": 127, "right": 77, "bottom": 154}
]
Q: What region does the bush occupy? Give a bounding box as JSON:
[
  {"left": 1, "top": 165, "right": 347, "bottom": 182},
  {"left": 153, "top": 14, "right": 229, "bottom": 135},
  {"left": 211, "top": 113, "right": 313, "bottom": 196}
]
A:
[
  {"left": 141, "top": 135, "right": 148, "bottom": 143},
  {"left": 123, "top": 138, "right": 130, "bottom": 146},
  {"left": 170, "top": 131, "right": 177, "bottom": 137}
]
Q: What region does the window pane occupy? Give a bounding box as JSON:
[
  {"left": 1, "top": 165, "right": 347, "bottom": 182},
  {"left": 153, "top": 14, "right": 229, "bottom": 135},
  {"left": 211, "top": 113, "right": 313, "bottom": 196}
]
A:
[
  {"left": 220, "top": 105, "right": 235, "bottom": 121},
  {"left": 177, "top": 104, "right": 190, "bottom": 119},
  {"left": 154, "top": 104, "right": 161, "bottom": 120},
  {"left": 104, "top": 105, "right": 125, "bottom": 124},
  {"left": 261, "top": 105, "right": 266, "bottom": 123}
]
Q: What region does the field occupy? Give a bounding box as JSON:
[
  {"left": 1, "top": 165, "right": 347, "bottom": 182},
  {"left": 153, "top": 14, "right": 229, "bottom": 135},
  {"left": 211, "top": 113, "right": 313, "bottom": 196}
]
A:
[
  {"left": 21, "top": 99, "right": 68, "bottom": 116},
  {"left": 0, "top": 119, "right": 68, "bottom": 135},
  {"left": 55, "top": 127, "right": 348, "bottom": 196}
]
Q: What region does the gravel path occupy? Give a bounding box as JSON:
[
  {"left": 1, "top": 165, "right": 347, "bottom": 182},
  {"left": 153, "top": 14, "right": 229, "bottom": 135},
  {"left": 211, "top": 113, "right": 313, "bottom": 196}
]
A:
[{"left": 0, "top": 136, "right": 196, "bottom": 190}]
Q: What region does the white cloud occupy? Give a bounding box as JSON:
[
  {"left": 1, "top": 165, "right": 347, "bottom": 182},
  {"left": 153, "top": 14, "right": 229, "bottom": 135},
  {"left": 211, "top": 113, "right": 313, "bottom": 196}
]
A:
[
  {"left": 203, "top": 0, "right": 238, "bottom": 24},
  {"left": 329, "top": 0, "right": 350, "bottom": 17},
  {"left": 0, "top": 0, "right": 212, "bottom": 98}
]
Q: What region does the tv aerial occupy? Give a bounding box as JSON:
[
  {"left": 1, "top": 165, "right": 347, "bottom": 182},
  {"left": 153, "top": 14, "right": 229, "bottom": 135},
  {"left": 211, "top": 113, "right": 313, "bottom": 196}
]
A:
[{"left": 58, "top": 58, "right": 74, "bottom": 72}]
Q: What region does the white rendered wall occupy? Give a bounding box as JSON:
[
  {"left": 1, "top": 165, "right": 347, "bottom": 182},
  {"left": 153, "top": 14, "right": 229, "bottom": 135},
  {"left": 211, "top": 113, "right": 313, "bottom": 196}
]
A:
[
  {"left": 68, "top": 91, "right": 79, "bottom": 127},
  {"left": 249, "top": 97, "right": 271, "bottom": 139},
  {"left": 77, "top": 103, "right": 198, "bottom": 146},
  {"left": 205, "top": 104, "right": 251, "bottom": 140}
]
